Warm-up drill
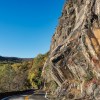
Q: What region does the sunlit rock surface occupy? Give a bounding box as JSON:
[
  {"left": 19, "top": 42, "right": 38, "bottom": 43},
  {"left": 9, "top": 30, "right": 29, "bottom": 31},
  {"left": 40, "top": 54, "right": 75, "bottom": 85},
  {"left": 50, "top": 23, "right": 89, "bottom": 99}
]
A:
[{"left": 42, "top": 0, "right": 100, "bottom": 99}]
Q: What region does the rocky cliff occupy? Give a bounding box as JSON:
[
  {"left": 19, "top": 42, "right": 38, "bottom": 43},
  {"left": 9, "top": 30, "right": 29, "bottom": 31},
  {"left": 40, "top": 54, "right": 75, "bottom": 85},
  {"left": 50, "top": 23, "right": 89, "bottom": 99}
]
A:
[{"left": 42, "top": 0, "right": 100, "bottom": 99}]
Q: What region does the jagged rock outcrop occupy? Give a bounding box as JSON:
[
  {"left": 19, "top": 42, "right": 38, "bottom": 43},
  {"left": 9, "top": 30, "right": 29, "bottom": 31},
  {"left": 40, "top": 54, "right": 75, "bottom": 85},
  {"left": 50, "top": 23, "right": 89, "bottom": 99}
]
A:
[{"left": 42, "top": 0, "right": 100, "bottom": 100}]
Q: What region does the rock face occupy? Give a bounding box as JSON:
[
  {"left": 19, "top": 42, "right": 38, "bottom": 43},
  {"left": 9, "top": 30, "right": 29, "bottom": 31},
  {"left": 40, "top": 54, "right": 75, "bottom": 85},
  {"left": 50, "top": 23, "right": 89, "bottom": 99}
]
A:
[{"left": 42, "top": 0, "right": 100, "bottom": 100}]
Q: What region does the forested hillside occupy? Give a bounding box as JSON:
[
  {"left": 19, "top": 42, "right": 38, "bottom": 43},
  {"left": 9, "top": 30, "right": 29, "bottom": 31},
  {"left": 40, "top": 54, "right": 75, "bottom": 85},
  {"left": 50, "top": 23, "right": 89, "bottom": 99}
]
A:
[{"left": 0, "top": 53, "right": 48, "bottom": 93}]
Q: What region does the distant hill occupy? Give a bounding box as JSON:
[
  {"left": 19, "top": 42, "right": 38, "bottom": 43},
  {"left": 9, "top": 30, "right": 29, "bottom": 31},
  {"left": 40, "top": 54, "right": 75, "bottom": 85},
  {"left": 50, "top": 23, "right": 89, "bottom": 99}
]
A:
[{"left": 0, "top": 56, "right": 32, "bottom": 63}]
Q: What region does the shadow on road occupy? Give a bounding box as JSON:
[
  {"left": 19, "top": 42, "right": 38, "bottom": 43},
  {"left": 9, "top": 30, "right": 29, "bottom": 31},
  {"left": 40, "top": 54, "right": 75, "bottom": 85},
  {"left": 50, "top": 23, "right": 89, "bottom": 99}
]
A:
[{"left": 0, "top": 89, "right": 35, "bottom": 99}]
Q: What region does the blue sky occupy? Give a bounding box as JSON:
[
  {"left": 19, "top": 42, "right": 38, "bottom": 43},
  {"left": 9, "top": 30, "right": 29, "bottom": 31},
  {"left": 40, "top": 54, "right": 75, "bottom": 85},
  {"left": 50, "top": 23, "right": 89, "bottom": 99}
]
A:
[{"left": 0, "top": 0, "right": 65, "bottom": 58}]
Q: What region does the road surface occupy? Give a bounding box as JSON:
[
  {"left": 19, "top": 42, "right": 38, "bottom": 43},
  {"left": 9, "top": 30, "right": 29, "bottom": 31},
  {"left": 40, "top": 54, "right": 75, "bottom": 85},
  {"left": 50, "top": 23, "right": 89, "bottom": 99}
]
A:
[
  {"left": 1, "top": 90, "right": 48, "bottom": 100},
  {"left": 2, "top": 94, "right": 47, "bottom": 100}
]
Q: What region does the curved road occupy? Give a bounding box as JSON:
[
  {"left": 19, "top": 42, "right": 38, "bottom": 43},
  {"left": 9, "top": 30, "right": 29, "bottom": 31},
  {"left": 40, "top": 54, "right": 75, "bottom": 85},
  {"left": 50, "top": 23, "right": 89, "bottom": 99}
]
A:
[{"left": 2, "top": 94, "right": 47, "bottom": 100}]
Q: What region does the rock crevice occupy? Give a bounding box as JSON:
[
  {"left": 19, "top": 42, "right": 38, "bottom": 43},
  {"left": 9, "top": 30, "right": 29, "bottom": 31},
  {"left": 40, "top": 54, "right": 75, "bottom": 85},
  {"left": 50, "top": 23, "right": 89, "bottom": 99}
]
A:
[{"left": 43, "top": 0, "right": 100, "bottom": 99}]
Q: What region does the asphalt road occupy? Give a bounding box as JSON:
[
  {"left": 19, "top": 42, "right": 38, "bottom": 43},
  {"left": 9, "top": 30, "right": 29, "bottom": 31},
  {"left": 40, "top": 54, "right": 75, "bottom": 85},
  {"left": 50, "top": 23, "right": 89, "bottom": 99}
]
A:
[
  {"left": 2, "top": 94, "right": 47, "bottom": 100},
  {"left": 1, "top": 90, "right": 48, "bottom": 100}
]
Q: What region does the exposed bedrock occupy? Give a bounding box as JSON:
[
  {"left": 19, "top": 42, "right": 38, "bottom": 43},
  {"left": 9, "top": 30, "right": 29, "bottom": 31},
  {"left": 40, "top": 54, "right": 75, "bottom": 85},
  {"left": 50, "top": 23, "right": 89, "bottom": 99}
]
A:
[{"left": 42, "top": 0, "right": 100, "bottom": 99}]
